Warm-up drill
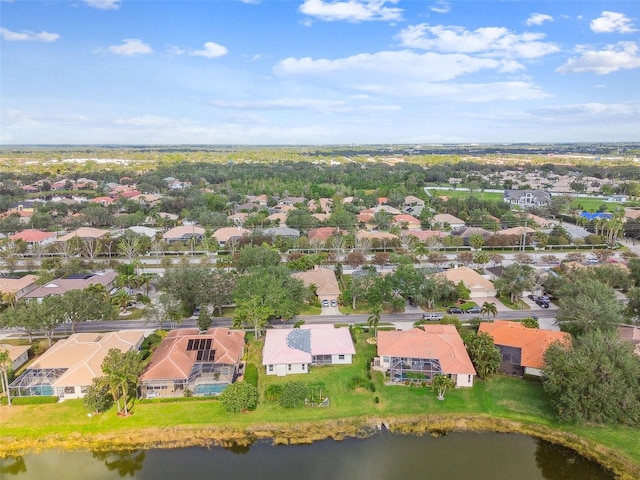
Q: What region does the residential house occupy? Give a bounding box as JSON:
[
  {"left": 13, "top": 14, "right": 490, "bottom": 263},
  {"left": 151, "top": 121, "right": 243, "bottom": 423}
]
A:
[
  {"left": 292, "top": 266, "right": 340, "bottom": 305},
  {"left": 495, "top": 226, "right": 536, "bottom": 236},
  {"left": 433, "top": 213, "right": 466, "bottom": 230},
  {"left": 261, "top": 226, "right": 300, "bottom": 240},
  {"left": 607, "top": 194, "right": 628, "bottom": 203},
  {"left": 24, "top": 271, "right": 118, "bottom": 301},
  {"left": 139, "top": 328, "right": 245, "bottom": 398},
  {"left": 89, "top": 196, "right": 115, "bottom": 207},
  {"left": 0, "top": 275, "right": 40, "bottom": 302},
  {"left": 0, "top": 344, "right": 30, "bottom": 370},
  {"left": 436, "top": 266, "right": 497, "bottom": 299},
  {"left": 9, "top": 229, "right": 57, "bottom": 247},
  {"left": 623, "top": 208, "right": 640, "bottom": 221},
  {"left": 56, "top": 227, "right": 109, "bottom": 242},
  {"left": 393, "top": 214, "right": 421, "bottom": 230},
  {"left": 503, "top": 189, "right": 551, "bottom": 208},
  {"left": 402, "top": 195, "right": 425, "bottom": 210},
  {"left": 618, "top": 325, "right": 640, "bottom": 356},
  {"left": 212, "top": 226, "right": 250, "bottom": 247},
  {"left": 127, "top": 226, "right": 159, "bottom": 238},
  {"left": 401, "top": 230, "right": 447, "bottom": 243},
  {"left": 308, "top": 227, "right": 338, "bottom": 243},
  {"left": 8, "top": 330, "right": 145, "bottom": 399},
  {"left": 454, "top": 227, "right": 492, "bottom": 245},
  {"left": 162, "top": 225, "right": 205, "bottom": 243},
  {"left": 374, "top": 325, "right": 476, "bottom": 387},
  {"left": 262, "top": 325, "right": 355, "bottom": 376},
  {"left": 478, "top": 321, "right": 571, "bottom": 376}
]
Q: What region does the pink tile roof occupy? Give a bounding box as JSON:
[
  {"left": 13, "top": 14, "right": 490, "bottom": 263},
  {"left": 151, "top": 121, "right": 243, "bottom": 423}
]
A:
[
  {"left": 24, "top": 271, "right": 117, "bottom": 298},
  {"left": 10, "top": 229, "right": 56, "bottom": 243},
  {"left": 140, "top": 328, "right": 245, "bottom": 381},
  {"left": 478, "top": 321, "right": 571, "bottom": 369},
  {"left": 436, "top": 266, "right": 495, "bottom": 292},
  {"left": 56, "top": 227, "right": 109, "bottom": 242},
  {"left": 212, "top": 226, "right": 250, "bottom": 243},
  {"left": 0, "top": 275, "right": 39, "bottom": 296},
  {"left": 262, "top": 325, "right": 355, "bottom": 366},
  {"left": 377, "top": 326, "right": 476, "bottom": 375},
  {"left": 308, "top": 227, "right": 337, "bottom": 242}
]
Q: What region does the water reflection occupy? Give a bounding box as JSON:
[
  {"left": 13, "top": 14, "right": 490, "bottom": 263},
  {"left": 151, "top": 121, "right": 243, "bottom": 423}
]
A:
[
  {"left": 92, "top": 450, "right": 146, "bottom": 477},
  {"left": 0, "top": 433, "right": 615, "bottom": 480},
  {"left": 535, "top": 438, "right": 613, "bottom": 480},
  {"left": 0, "top": 457, "right": 27, "bottom": 475}
]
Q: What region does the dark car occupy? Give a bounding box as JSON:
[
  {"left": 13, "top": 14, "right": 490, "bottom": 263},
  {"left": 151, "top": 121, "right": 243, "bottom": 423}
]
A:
[
  {"left": 193, "top": 306, "right": 201, "bottom": 316},
  {"left": 447, "top": 307, "right": 464, "bottom": 314},
  {"left": 465, "top": 306, "right": 481, "bottom": 314}
]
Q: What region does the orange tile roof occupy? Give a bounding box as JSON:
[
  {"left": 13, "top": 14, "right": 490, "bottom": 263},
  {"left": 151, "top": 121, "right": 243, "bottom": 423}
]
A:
[
  {"left": 478, "top": 321, "right": 571, "bottom": 369},
  {"left": 377, "top": 326, "right": 476, "bottom": 375},
  {"left": 140, "top": 328, "right": 245, "bottom": 381}
]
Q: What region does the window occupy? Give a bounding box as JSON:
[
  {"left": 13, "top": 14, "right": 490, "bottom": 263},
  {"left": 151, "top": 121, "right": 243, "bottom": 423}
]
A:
[
  {"left": 288, "top": 364, "right": 292, "bottom": 371},
  {"left": 268, "top": 365, "right": 273, "bottom": 372},
  {"left": 302, "top": 364, "right": 305, "bottom": 370},
  {"left": 64, "top": 386, "right": 75, "bottom": 394},
  {"left": 468, "top": 375, "right": 471, "bottom": 383},
  {"left": 382, "top": 356, "right": 389, "bottom": 363},
  {"left": 338, "top": 354, "right": 345, "bottom": 360}
]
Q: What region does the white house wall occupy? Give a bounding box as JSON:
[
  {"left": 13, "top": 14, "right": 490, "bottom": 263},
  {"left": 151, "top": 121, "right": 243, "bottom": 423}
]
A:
[
  {"left": 330, "top": 353, "right": 352, "bottom": 365},
  {"left": 266, "top": 363, "right": 308, "bottom": 376}
]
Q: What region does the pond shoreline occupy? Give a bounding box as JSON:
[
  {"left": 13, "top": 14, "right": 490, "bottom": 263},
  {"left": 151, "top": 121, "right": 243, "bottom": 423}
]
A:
[{"left": 2, "top": 414, "right": 638, "bottom": 479}]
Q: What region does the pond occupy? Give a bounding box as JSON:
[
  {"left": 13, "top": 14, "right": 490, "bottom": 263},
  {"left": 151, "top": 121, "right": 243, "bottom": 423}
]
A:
[{"left": 0, "top": 432, "right": 614, "bottom": 479}]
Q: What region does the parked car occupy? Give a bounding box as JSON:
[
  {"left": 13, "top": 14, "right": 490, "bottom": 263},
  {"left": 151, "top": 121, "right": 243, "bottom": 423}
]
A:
[
  {"left": 535, "top": 298, "right": 549, "bottom": 308},
  {"left": 193, "top": 306, "right": 201, "bottom": 316},
  {"left": 322, "top": 299, "right": 329, "bottom": 307},
  {"left": 422, "top": 312, "right": 443, "bottom": 321},
  {"left": 330, "top": 299, "right": 337, "bottom": 307},
  {"left": 465, "top": 306, "right": 481, "bottom": 314},
  {"left": 447, "top": 307, "right": 464, "bottom": 314}
]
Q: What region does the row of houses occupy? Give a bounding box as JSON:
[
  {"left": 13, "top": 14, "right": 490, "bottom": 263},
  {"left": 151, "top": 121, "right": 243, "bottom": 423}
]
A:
[{"left": 3, "top": 320, "right": 580, "bottom": 400}]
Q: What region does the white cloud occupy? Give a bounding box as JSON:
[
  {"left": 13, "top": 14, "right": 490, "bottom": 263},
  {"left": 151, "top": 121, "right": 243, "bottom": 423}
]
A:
[
  {"left": 591, "top": 11, "right": 637, "bottom": 34},
  {"left": 430, "top": 1, "right": 450, "bottom": 14},
  {"left": 115, "top": 116, "right": 175, "bottom": 127},
  {"left": 189, "top": 42, "right": 228, "bottom": 59},
  {"left": 299, "top": 0, "right": 403, "bottom": 23},
  {"left": 526, "top": 13, "right": 553, "bottom": 26},
  {"left": 276, "top": 50, "right": 503, "bottom": 83},
  {"left": 0, "top": 27, "right": 59, "bottom": 42},
  {"left": 529, "top": 103, "right": 639, "bottom": 119},
  {"left": 84, "top": 0, "right": 120, "bottom": 9},
  {"left": 212, "top": 98, "right": 346, "bottom": 112},
  {"left": 107, "top": 39, "right": 153, "bottom": 56},
  {"left": 397, "top": 24, "right": 560, "bottom": 59},
  {"left": 558, "top": 42, "right": 640, "bottom": 74}
]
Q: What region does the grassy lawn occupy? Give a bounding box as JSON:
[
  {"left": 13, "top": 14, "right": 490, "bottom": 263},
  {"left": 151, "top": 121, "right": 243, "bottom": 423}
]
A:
[
  {"left": 428, "top": 189, "right": 503, "bottom": 202},
  {"left": 1, "top": 333, "right": 639, "bottom": 475}
]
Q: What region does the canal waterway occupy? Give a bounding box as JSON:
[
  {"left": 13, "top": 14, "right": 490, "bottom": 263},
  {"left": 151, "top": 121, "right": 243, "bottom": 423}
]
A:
[{"left": 0, "top": 432, "right": 613, "bottom": 479}]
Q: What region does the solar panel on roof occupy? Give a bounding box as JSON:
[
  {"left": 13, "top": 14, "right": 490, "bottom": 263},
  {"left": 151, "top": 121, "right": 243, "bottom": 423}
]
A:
[{"left": 286, "top": 329, "right": 311, "bottom": 353}]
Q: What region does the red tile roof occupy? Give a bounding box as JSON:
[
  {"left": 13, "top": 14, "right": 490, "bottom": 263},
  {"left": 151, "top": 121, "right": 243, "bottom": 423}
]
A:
[{"left": 10, "top": 229, "right": 56, "bottom": 243}]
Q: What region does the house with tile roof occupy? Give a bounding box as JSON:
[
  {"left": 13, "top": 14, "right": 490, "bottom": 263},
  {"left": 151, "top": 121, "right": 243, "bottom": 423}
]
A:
[
  {"left": 478, "top": 321, "right": 571, "bottom": 376},
  {"left": 433, "top": 213, "right": 466, "bottom": 230},
  {"left": 212, "top": 226, "right": 251, "bottom": 246},
  {"left": 436, "top": 266, "right": 497, "bottom": 299},
  {"left": 308, "top": 227, "right": 338, "bottom": 243},
  {"left": 374, "top": 325, "right": 476, "bottom": 387},
  {"left": 292, "top": 266, "right": 340, "bottom": 304},
  {"left": 162, "top": 225, "right": 205, "bottom": 243},
  {"left": 0, "top": 275, "right": 40, "bottom": 301},
  {"left": 262, "top": 325, "right": 355, "bottom": 376},
  {"left": 9, "top": 229, "right": 57, "bottom": 247},
  {"left": 24, "top": 271, "right": 117, "bottom": 301},
  {"left": 393, "top": 214, "right": 421, "bottom": 230},
  {"left": 0, "top": 343, "right": 30, "bottom": 370},
  {"left": 56, "top": 227, "right": 109, "bottom": 242},
  {"left": 9, "top": 330, "right": 145, "bottom": 399},
  {"left": 139, "top": 328, "right": 245, "bottom": 398}
]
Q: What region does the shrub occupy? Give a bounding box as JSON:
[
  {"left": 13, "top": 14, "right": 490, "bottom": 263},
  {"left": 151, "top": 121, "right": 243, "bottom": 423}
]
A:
[
  {"left": 369, "top": 382, "right": 376, "bottom": 392},
  {"left": 83, "top": 377, "right": 113, "bottom": 413},
  {"left": 279, "top": 381, "right": 308, "bottom": 408},
  {"left": 244, "top": 363, "right": 258, "bottom": 388},
  {"left": 219, "top": 382, "right": 258, "bottom": 413},
  {"left": 12, "top": 396, "right": 58, "bottom": 405},
  {"left": 374, "top": 396, "right": 380, "bottom": 404},
  {"left": 348, "top": 375, "right": 369, "bottom": 390},
  {"left": 264, "top": 384, "right": 283, "bottom": 402}
]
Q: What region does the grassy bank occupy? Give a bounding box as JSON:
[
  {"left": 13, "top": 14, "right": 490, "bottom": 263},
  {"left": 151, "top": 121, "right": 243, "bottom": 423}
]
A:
[{"left": 1, "top": 334, "right": 639, "bottom": 479}]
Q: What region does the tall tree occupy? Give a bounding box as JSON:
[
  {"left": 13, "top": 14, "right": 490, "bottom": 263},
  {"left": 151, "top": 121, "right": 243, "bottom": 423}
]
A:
[
  {"left": 480, "top": 301, "right": 497, "bottom": 319},
  {"left": 99, "top": 349, "right": 144, "bottom": 416},
  {"left": 0, "top": 348, "right": 12, "bottom": 405},
  {"left": 235, "top": 244, "right": 281, "bottom": 273},
  {"left": 555, "top": 275, "right": 624, "bottom": 337},
  {"left": 431, "top": 373, "right": 456, "bottom": 400},
  {"left": 494, "top": 264, "right": 536, "bottom": 302},
  {"left": 464, "top": 332, "right": 501, "bottom": 380},
  {"left": 157, "top": 264, "right": 212, "bottom": 315},
  {"left": 543, "top": 330, "right": 640, "bottom": 425},
  {"left": 367, "top": 304, "right": 382, "bottom": 335}
]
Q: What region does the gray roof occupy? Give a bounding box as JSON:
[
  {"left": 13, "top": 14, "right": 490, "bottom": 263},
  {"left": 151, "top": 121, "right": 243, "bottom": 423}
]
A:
[
  {"left": 286, "top": 329, "right": 311, "bottom": 354},
  {"left": 261, "top": 227, "right": 300, "bottom": 238}
]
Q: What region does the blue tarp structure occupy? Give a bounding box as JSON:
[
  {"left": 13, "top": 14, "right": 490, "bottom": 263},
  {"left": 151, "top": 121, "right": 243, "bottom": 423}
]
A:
[{"left": 580, "top": 211, "right": 612, "bottom": 221}]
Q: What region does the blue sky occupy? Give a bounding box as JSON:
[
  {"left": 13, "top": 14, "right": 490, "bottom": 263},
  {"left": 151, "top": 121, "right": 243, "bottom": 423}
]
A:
[{"left": 1, "top": 0, "right": 638, "bottom": 144}]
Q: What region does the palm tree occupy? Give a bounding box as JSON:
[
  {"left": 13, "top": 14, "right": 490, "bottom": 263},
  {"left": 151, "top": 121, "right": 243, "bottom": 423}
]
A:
[
  {"left": 0, "top": 349, "right": 12, "bottom": 406},
  {"left": 431, "top": 373, "right": 456, "bottom": 400},
  {"left": 480, "top": 301, "right": 497, "bottom": 319},
  {"left": 367, "top": 304, "right": 383, "bottom": 336}
]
